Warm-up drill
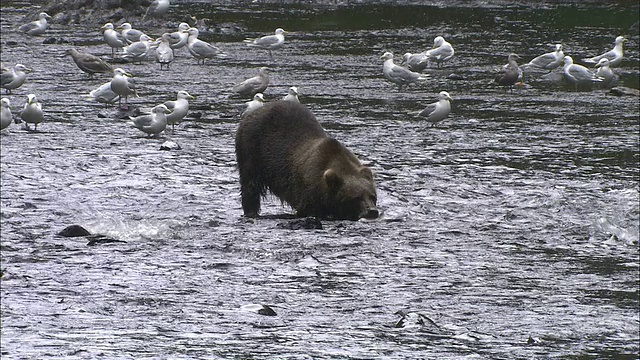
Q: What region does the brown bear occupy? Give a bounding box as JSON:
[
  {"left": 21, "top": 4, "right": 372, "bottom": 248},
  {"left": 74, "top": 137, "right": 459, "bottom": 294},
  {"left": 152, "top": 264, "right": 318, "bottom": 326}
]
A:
[{"left": 235, "top": 100, "right": 379, "bottom": 220}]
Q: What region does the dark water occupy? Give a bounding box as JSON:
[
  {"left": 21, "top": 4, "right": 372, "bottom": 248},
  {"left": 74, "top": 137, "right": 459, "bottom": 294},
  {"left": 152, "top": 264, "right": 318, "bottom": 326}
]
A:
[{"left": 1, "top": 1, "right": 639, "bottom": 359}]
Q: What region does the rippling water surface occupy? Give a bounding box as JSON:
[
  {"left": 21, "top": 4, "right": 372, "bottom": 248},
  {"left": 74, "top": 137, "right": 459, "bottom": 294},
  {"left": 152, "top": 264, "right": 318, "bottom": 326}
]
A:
[{"left": 1, "top": 1, "right": 639, "bottom": 359}]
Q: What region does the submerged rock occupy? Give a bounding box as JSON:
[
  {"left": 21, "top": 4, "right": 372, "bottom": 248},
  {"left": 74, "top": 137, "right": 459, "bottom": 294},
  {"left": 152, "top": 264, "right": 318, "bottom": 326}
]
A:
[
  {"left": 240, "top": 304, "right": 277, "bottom": 316},
  {"left": 160, "top": 141, "right": 181, "bottom": 151},
  {"left": 610, "top": 86, "right": 640, "bottom": 97},
  {"left": 58, "top": 224, "right": 91, "bottom": 237},
  {"left": 276, "top": 217, "right": 323, "bottom": 230}
]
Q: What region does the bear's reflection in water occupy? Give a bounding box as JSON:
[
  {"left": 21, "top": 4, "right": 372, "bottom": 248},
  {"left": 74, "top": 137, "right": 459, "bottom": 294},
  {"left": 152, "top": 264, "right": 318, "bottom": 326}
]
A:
[{"left": 235, "top": 101, "right": 379, "bottom": 220}]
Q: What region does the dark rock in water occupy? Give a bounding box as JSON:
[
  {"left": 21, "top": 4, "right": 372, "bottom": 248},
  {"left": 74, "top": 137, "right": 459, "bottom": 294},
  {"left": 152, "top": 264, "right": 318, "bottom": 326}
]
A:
[
  {"left": 43, "top": 37, "right": 69, "bottom": 44},
  {"left": 86, "top": 235, "right": 127, "bottom": 246},
  {"left": 189, "top": 112, "right": 203, "bottom": 119},
  {"left": 97, "top": 111, "right": 109, "bottom": 118},
  {"left": 6, "top": 40, "right": 18, "bottom": 46},
  {"left": 447, "top": 73, "right": 464, "bottom": 80},
  {"left": 240, "top": 304, "right": 277, "bottom": 316},
  {"left": 276, "top": 217, "right": 323, "bottom": 230},
  {"left": 394, "top": 310, "right": 441, "bottom": 331},
  {"left": 160, "top": 141, "right": 181, "bottom": 151},
  {"left": 58, "top": 225, "right": 91, "bottom": 237},
  {"left": 610, "top": 87, "right": 640, "bottom": 97},
  {"left": 110, "top": 57, "right": 130, "bottom": 64}
]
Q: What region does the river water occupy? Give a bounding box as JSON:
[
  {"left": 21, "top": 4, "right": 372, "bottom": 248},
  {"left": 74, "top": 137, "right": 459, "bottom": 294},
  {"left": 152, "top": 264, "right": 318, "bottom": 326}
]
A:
[{"left": 1, "top": 1, "right": 639, "bottom": 359}]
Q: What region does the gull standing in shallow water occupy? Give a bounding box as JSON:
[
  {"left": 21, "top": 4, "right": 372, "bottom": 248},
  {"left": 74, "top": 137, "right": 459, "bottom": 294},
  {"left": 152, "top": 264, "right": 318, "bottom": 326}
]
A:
[
  {"left": 425, "top": 36, "right": 455, "bottom": 68},
  {"left": 242, "top": 93, "right": 264, "bottom": 118},
  {"left": 232, "top": 67, "right": 270, "bottom": 97},
  {"left": 523, "top": 44, "right": 564, "bottom": 71},
  {"left": 169, "top": 23, "right": 190, "bottom": 53},
  {"left": 20, "top": 94, "right": 44, "bottom": 131},
  {"left": 381, "top": 52, "right": 429, "bottom": 90},
  {"left": 118, "top": 23, "right": 147, "bottom": 44},
  {"left": 155, "top": 33, "right": 174, "bottom": 70},
  {"left": 110, "top": 68, "right": 138, "bottom": 107},
  {"left": 122, "top": 34, "right": 153, "bottom": 64},
  {"left": 88, "top": 81, "right": 119, "bottom": 107},
  {"left": 130, "top": 104, "right": 171, "bottom": 138},
  {"left": 403, "top": 52, "right": 429, "bottom": 72},
  {"left": 187, "top": 28, "right": 227, "bottom": 65},
  {"left": 283, "top": 86, "right": 300, "bottom": 102},
  {"left": 1, "top": 98, "right": 12, "bottom": 130},
  {"left": 143, "top": 0, "right": 170, "bottom": 21},
  {"left": 562, "top": 55, "right": 603, "bottom": 90},
  {"left": 1, "top": 64, "right": 32, "bottom": 94},
  {"left": 65, "top": 48, "right": 114, "bottom": 77},
  {"left": 164, "top": 90, "right": 195, "bottom": 132},
  {"left": 100, "top": 23, "right": 125, "bottom": 57},
  {"left": 413, "top": 91, "right": 453, "bottom": 127},
  {"left": 19, "top": 12, "right": 51, "bottom": 36},
  {"left": 595, "top": 58, "right": 617, "bottom": 87},
  {"left": 244, "top": 28, "right": 286, "bottom": 59},
  {"left": 582, "top": 36, "right": 626, "bottom": 67}
]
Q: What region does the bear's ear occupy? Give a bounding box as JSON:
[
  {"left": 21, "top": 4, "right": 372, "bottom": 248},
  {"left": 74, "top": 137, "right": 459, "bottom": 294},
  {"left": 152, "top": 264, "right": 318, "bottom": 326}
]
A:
[
  {"left": 359, "top": 166, "right": 373, "bottom": 180},
  {"left": 323, "top": 169, "right": 343, "bottom": 189}
]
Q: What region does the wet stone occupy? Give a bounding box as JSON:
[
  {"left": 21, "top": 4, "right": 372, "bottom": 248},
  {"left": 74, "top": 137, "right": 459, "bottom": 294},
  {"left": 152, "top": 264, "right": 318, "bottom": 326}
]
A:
[
  {"left": 57, "top": 225, "right": 91, "bottom": 237},
  {"left": 276, "top": 217, "right": 323, "bottom": 230},
  {"left": 160, "top": 141, "right": 181, "bottom": 151},
  {"left": 610, "top": 86, "right": 640, "bottom": 96},
  {"left": 86, "top": 235, "right": 127, "bottom": 246}
]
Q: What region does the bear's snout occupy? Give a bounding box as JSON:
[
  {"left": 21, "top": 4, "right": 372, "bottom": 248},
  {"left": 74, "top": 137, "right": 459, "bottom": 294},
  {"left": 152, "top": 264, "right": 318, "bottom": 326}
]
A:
[{"left": 361, "top": 207, "right": 379, "bottom": 219}]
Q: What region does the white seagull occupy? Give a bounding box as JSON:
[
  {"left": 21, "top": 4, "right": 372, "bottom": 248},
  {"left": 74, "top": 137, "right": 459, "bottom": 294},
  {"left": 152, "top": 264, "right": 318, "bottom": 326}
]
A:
[
  {"left": 524, "top": 44, "right": 564, "bottom": 70},
  {"left": 164, "top": 90, "right": 195, "bottom": 131},
  {"left": 122, "top": 34, "right": 153, "bottom": 64},
  {"left": 283, "top": 86, "right": 300, "bottom": 102},
  {"left": 143, "top": 0, "right": 170, "bottom": 21},
  {"left": 110, "top": 68, "right": 138, "bottom": 107},
  {"left": 1, "top": 98, "right": 12, "bottom": 130},
  {"left": 88, "top": 81, "right": 119, "bottom": 107},
  {"left": 169, "top": 23, "right": 190, "bottom": 51},
  {"left": 381, "top": 52, "right": 429, "bottom": 89},
  {"left": 187, "top": 28, "right": 227, "bottom": 65},
  {"left": 232, "top": 67, "right": 270, "bottom": 98},
  {"left": 20, "top": 94, "right": 44, "bottom": 131},
  {"left": 563, "top": 56, "right": 603, "bottom": 90},
  {"left": 425, "top": 36, "right": 455, "bottom": 68},
  {"left": 130, "top": 104, "right": 171, "bottom": 138},
  {"left": 19, "top": 12, "right": 52, "bottom": 36},
  {"left": 413, "top": 91, "right": 453, "bottom": 127},
  {"left": 582, "top": 36, "right": 626, "bottom": 67},
  {"left": 242, "top": 93, "right": 265, "bottom": 118},
  {"left": 1, "top": 64, "right": 32, "bottom": 94},
  {"left": 155, "top": 33, "right": 174, "bottom": 70},
  {"left": 118, "top": 23, "right": 147, "bottom": 44},
  {"left": 100, "top": 23, "right": 126, "bottom": 57},
  {"left": 595, "top": 58, "right": 616, "bottom": 87},
  {"left": 244, "top": 28, "right": 286, "bottom": 59}
]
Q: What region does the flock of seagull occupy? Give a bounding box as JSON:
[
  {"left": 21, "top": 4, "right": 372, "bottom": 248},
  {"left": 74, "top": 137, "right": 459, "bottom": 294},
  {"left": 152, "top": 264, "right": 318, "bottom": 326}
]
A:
[{"left": 0, "top": 3, "right": 629, "bottom": 135}]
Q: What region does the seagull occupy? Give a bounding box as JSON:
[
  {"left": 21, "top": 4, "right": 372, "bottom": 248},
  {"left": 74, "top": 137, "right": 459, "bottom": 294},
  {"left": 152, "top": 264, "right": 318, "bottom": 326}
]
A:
[
  {"left": 1, "top": 64, "right": 32, "bottom": 94},
  {"left": 381, "top": 52, "right": 429, "bottom": 89},
  {"left": 582, "top": 36, "right": 626, "bottom": 67},
  {"left": 495, "top": 53, "right": 521, "bottom": 91},
  {"left": 187, "top": 28, "right": 227, "bottom": 65},
  {"left": 242, "top": 93, "right": 264, "bottom": 118},
  {"left": 1, "top": 98, "right": 12, "bottom": 130},
  {"left": 155, "top": 33, "right": 174, "bottom": 70},
  {"left": 244, "top": 28, "right": 286, "bottom": 59},
  {"left": 118, "top": 23, "right": 147, "bottom": 44},
  {"left": 523, "top": 44, "right": 564, "bottom": 70},
  {"left": 100, "top": 23, "right": 126, "bottom": 57},
  {"left": 425, "top": 36, "right": 455, "bottom": 68},
  {"left": 595, "top": 58, "right": 616, "bottom": 87},
  {"left": 130, "top": 104, "right": 170, "bottom": 138},
  {"left": 65, "top": 48, "right": 114, "bottom": 77},
  {"left": 403, "top": 52, "right": 429, "bottom": 72},
  {"left": 19, "top": 12, "right": 52, "bottom": 36},
  {"left": 110, "top": 68, "right": 138, "bottom": 107},
  {"left": 169, "top": 23, "right": 190, "bottom": 51},
  {"left": 283, "top": 86, "right": 299, "bottom": 102},
  {"left": 562, "top": 55, "right": 603, "bottom": 90},
  {"left": 232, "top": 67, "right": 270, "bottom": 97},
  {"left": 20, "top": 94, "right": 44, "bottom": 131},
  {"left": 163, "top": 90, "right": 194, "bottom": 132},
  {"left": 122, "top": 34, "right": 153, "bottom": 64},
  {"left": 143, "top": 0, "right": 170, "bottom": 21},
  {"left": 413, "top": 91, "right": 453, "bottom": 127},
  {"left": 88, "top": 81, "right": 119, "bottom": 107}
]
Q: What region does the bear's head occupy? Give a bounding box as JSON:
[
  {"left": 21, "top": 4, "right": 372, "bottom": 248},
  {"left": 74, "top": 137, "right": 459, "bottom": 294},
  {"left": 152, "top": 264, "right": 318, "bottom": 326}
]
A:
[{"left": 323, "top": 167, "right": 378, "bottom": 220}]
